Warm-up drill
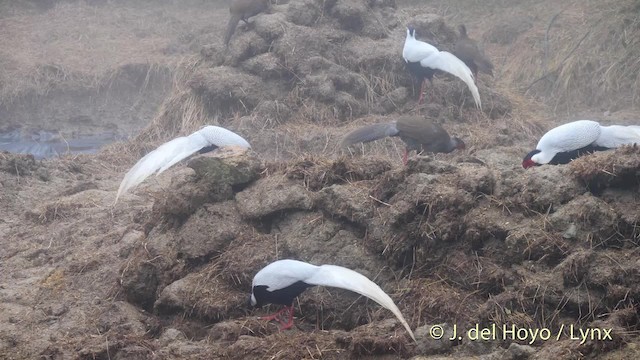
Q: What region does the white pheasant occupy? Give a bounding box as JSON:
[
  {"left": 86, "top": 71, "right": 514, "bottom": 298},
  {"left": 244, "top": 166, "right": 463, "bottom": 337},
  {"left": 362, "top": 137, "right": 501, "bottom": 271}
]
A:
[
  {"left": 115, "top": 125, "right": 250, "bottom": 202},
  {"left": 402, "top": 26, "right": 481, "bottom": 109},
  {"left": 522, "top": 120, "right": 640, "bottom": 168}
]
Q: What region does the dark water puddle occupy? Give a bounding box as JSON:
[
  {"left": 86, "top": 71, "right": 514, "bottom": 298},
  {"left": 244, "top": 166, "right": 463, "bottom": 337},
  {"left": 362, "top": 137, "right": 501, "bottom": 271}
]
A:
[{"left": 0, "top": 128, "right": 124, "bottom": 159}]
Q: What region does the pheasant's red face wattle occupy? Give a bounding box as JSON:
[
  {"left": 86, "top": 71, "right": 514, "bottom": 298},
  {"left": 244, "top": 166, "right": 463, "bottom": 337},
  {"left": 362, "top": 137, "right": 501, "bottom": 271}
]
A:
[{"left": 522, "top": 159, "right": 536, "bottom": 169}]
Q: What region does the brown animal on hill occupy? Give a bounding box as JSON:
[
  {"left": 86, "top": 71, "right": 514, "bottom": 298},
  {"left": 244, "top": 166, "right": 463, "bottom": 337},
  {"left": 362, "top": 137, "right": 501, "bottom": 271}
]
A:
[
  {"left": 341, "top": 116, "right": 465, "bottom": 164},
  {"left": 453, "top": 24, "right": 494, "bottom": 78},
  {"left": 223, "top": 0, "right": 270, "bottom": 47}
]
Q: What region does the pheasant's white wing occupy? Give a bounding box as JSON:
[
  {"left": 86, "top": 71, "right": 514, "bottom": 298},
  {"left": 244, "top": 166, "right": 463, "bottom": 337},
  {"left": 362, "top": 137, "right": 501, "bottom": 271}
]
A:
[
  {"left": 157, "top": 126, "right": 250, "bottom": 174},
  {"left": 595, "top": 125, "right": 640, "bottom": 148},
  {"left": 198, "top": 126, "right": 251, "bottom": 148},
  {"left": 115, "top": 135, "right": 204, "bottom": 202},
  {"left": 403, "top": 41, "right": 438, "bottom": 63},
  {"left": 156, "top": 132, "right": 211, "bottom": 175},
  {"left": 306, "top": 265, "right": 416, "bottom": 342},
  {"left": 252, "top": 259, "right": 320, "bottom": 290},
  {"left": 531, "top": 120, "right": 601, "bottom": 164},
  {"left": 420, "top": 51, "right": 481, "bottom": 109},
  {"left": 538, "top": 120, "right": 601, "bottom": 152},
  {"left": 402, "top": 29, "right": 438, "bottom": 63}
]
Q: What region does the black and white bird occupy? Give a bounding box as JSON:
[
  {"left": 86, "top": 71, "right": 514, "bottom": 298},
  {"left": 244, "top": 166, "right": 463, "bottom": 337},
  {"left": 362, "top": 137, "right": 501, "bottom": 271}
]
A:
[
  {"left": 249, "top": 259, "right": 416, "bottom": 341},
  {"left": 523, "top": 120, "right": 640, "bottom": 168},
  {"left": 115, "top": 125, "right": 250, "bottom": 202},
  {"left": 402, "top": 26, "right": 481, "bottom": 109}
]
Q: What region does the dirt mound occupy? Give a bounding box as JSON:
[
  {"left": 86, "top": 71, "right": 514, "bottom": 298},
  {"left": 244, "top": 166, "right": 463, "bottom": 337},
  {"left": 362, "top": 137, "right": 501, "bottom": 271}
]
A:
[
  {"left": 105, "top": 147, "right": 638, "bottom": 358},
  {"left": 139, "top": 0, "right": 512, "bottom": 160},
  {"left": 570, "top": 145, "right": 640, "bottom": 193}
]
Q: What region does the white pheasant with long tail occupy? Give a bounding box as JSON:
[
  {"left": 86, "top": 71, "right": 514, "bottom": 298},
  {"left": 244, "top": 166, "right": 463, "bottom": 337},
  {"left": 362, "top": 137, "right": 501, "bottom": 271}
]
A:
[
  {"left": 402, "top": 26, "right": 481, "bottom": 109},
  {"left": 115, "top": 125, "right": 250, "bottom": 202}
]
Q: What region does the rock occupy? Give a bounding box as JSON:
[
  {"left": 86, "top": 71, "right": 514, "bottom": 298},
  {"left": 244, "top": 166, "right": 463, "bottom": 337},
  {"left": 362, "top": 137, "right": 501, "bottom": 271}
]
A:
[
  {"left": 174, "top": 201, "right": 245, "bottom": 259},
  {"left": 406, "top": 157, "right": 457, "bottom": 175},
  {"left": 157, "top": 328, "right": 187, "bottom": 346},
  {"left": 286, "top": 0, "right": 322, "bottom": 26},
  {"left": 44, "top": 303, "right": 68, "bottom": 317},
  {"left": 570, "top": 146, "right": 640, "bottom": 193},
  {"left": 187, "top": 66, "right": 269, "bottom": 115},
  {"left": 414, "top": 323, "right": 458, "bottom": 354},
  {"left": 153, "top": 151, "right": 262, "bottom": 224},
  {"left": 331, "top": 0, "right": 368, "bottom": 32},
  {"left": 505, "top": 166, "right": 583, "bottom": 213},
  {"left": 208, "top": 318, "right": 272, "bottom": 342},
  {"left": 505, "top": 226, "right": 569, "bottom": 264},
  {"left": 120, "top": 261, "right": 160, "bottom": 310},
  {"left": 276, "top": 212, "right": 380, "bottom": 275},
  {"left": 316, "top": 184, "right": 373, "bottom": 223},
  {"left": 340, "top": 318, "right": 411, "bottom": 356},
  {"left": 188, "top": 150, "right": 262, "bottom": 187},
  {"left": 454, "top": 164, "right": 496, "bottom": 195},
  {"left": 119, "top": 230, "right": 144, "bottom": 258},
  {"left": 506, "top": 342, "right": 536, "bottom": 359},
  {"left": 114, "top": 345, "right": 154, "bottom": 360},
  {"left": 273, "top": 24, "right": 335, "bottom": 69},
  {"left": 226, "top": 32, "right": 270, "bottom": 65},
  {"left": 154, "top": 276, "right": 192, "bottom": 313},
  {"left": 218, "top": 233, "right": 274, "bottom": 288},
  {"left": 154, "top": 271, "right": 245, "bottom": 321},
  {"left": 253, "top": 12, "right": 288, "bottom": 42},
  {"left": 96, "top": 301, "right": 149, "bottom": 335},
  {"left": 241, "top": 53, "right": 288, "bottom": 80},
  {"left": 235, "top": 175, "right": 315, "bottom": 219}
]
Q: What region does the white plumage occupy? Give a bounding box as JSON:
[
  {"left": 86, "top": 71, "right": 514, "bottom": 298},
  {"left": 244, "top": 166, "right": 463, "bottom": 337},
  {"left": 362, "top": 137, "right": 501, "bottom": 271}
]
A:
[
  {"left": 115, "top": 126, "right": 250, "bottom": 202},
  {"left": 595, "top": 124, "right": 640, "bottom": 148},
  {"left": 251, "top": 259, "right": 416, "bottom": 342},
  {"left": 531, "top": 120, "right": 602, "bottom": 165},
  {"left": 525, "top": 120, "right": 640, "bottom": 167},
  {"left": 402, "top": 27, "right": 482, "bottom": 110}
]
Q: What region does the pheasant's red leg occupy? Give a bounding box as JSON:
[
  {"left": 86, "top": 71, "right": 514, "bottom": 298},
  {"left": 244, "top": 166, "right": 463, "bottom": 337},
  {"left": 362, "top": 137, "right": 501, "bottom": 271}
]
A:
[
  {"left": 402, "top": 148, "right": 409, "bottom": 165},
  {"left": 261, "top": 306, "right": 288, "bottom": 322},
  {"left": 279, "top": 305, "right": 295, "bottom": 330},
  {"left": 417, "top": 80, "right": 426, "bottom": 104}
]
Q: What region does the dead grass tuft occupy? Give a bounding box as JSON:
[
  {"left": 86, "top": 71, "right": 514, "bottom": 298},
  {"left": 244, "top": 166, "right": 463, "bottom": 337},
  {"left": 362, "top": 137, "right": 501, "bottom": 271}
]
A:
[
  {"left": 40, "top": 268, "right": 66, "bottom": 292},
  {"left": 25, "top": 200, "right": 82, "bottom": 224},
  {"left": 0, "top": 152, "right": 37, "bottom": 175},
  {"left": 278, "top": 155, "right": 393, "bottom": 191},
  {"left": 506, "top": 0, "right": 640, "bottom": 111}
]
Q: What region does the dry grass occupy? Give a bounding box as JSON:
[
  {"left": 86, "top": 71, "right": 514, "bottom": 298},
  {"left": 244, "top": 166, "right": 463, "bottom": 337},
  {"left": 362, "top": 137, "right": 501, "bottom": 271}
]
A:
[
  {"left": 0, "top": 1, "right": 217, "bottom": 102},
  {"left": 504, "top": 0, "right": 640, "bottom": 112}
]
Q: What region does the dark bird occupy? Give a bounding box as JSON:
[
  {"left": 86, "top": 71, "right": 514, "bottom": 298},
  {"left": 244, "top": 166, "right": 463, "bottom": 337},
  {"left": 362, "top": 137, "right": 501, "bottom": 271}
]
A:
[
  {"left": 453, "top": 25, "right": 494, "bottom": 78},
  {"left": 402, "top": 26, "right": 481, "bottom": 109},
  {"left": 249, "top": 259, "right": 416, "bottom": 341},
  {"left": 223, "top": 0, "right": 270, "bottom": 47},
  {"left": 341, "top": 116, "right": 465, "bottom": 164},
  {"left": 115, "top": 126, "right": 250, "bottom": 202},
  {"left": 522, "top": 120, "right": 640, "bottom": 168}
]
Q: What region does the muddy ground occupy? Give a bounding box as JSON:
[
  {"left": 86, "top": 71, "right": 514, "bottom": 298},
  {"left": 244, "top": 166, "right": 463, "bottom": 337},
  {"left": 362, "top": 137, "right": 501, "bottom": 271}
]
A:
[{"left": 1, "top": 0, "right": 639, "bottom": 359}]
